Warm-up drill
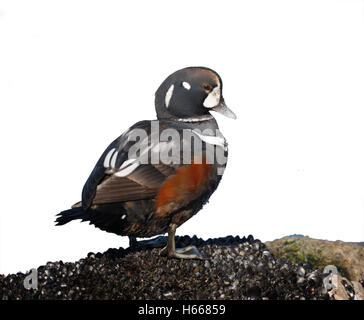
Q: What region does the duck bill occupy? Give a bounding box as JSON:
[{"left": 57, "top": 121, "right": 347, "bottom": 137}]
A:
[{"left": 211, "top": 99, "right": 237, "bottom": 119}]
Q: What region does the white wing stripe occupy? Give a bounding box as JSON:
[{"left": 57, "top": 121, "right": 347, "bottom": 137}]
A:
[
  {"left": 103, "top": 148, "right": 116, "bottom": 168},
  {"left": 114, "top": 161, "right": 140, "bottom": 177},
  {"left": 110, "top": 151, "right": 118, "bottom": 168},
  {"left": 119, "top": 158, "right": 137, "bottom": 170}
]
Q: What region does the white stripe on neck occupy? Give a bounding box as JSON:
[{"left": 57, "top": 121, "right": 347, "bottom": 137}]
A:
[{"left": 175, "top": 115, "right": 213, "bottom": 122}]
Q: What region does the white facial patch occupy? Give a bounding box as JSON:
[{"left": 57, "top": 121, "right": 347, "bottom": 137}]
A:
[
  {"left": 203, "top": 85, "right": 221, "bottom": 109},
  {"left": 165, "top": 84, "right": 174, "bottom": 108},
  {"left": 182, "top": 81, "right": 191, "bottom": 90}
]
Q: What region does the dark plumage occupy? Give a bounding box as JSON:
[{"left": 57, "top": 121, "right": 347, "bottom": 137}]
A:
[{"left": 56, "top": 67, "right": 236, "bottom": 259}]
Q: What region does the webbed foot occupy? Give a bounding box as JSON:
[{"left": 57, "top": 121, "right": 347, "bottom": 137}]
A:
[
  {"left": 160, "top": 244, "right": 204, "bottom": 259},
  {"left": 159, "top": 224, "right": 204, "bottom": 259}
]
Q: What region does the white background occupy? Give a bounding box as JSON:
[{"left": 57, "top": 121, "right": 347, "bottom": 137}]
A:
[{"left": 0, "top": 0, "right": 364, "bottom": 275}]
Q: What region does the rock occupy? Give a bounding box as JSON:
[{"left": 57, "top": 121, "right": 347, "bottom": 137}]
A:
[
  {"left": 327, "top": 275, "right": 364, "bottom": 300},
  {"left": 352, "top": 281, "right": 364, "bottom": 300},
  {"left": 265, "top": 236, "right": 364, "bottom": 281},
  {"left": 0, "top": 235, "right": 360, "bottom": 300},
  {"left": 297, "top": 266, "right": 305, "bottom": 277}
]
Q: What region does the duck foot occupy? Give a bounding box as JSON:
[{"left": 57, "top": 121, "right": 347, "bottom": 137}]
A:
[
  {"left": 160, "top": 245, "right": 204, "bottom": 259},
  {"left": 159, "top": 223, "right": 204, "bottom": 259}
]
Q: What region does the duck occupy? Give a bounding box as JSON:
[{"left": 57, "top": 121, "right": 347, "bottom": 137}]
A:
[{"left": 56, "top": 66, "right": 236, "bottom": 259}]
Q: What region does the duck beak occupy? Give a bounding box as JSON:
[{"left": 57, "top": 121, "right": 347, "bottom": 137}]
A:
[{"left": 211, "top": 98, "right": 237, "bottom": 119}]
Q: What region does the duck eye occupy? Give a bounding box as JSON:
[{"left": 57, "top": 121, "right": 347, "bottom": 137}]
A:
[{"left": 202, "top": 83, "right": 213, "bottom": 92}]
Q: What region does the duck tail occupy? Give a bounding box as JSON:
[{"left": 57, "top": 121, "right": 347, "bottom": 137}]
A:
[{"left": 55, "top": 207, "right": 88, "bottom": 226}]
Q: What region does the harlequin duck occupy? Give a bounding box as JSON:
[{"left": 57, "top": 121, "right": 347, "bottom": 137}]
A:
[{"left": 56, "top": 67, "right": 236, "bottom": 259}]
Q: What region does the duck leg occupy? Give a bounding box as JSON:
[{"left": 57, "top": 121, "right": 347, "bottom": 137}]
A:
[
  {"left": 128, "top": 236, "right": 138, "bottom": 248},
  {"left": 160, "top": 223, "right": 204, "bottom": 259}
]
